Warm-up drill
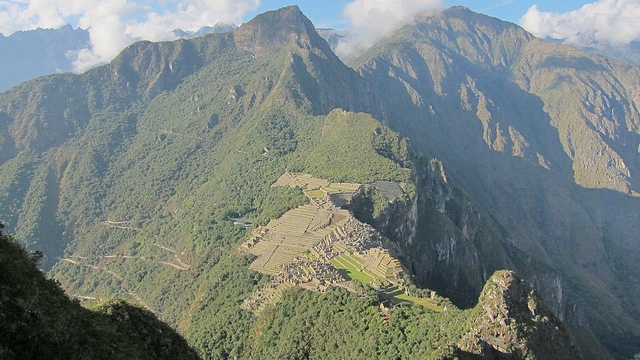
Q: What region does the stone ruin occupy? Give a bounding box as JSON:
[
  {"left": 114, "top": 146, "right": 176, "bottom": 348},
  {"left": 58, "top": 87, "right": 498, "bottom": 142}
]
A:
[
  {"left": 240, "top": 172, "right": 415, "bottom": 314},
  {"left": 241, "top": 257, "right": 347, "bottom": 313}
]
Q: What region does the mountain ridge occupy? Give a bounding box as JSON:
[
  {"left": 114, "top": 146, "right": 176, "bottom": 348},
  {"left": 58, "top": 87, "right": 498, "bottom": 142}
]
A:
[{"left": 0, "top": 25, "right": 90, "bottom": 92}]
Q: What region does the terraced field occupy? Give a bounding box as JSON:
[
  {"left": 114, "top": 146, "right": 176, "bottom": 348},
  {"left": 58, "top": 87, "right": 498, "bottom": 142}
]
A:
[
  {"left": 271, "top": 172, "right": 330, "bottom": 189},
  {"left": 242, "top": 172, "right": 440, "bottom": 312},
  {"left": 272, "top": 172, "right": 362, "bottom": 208},
  {"left": 330, "top": 254, "right": 374, "bottom": 284},
  {"left": 331, "top": 245, "right": 393, "bottom": 285},
  {"left": 330, "top": 243, "right": 443, "bottom": 311},
  {"left": 245, "top": 204, "right": 352, "bottom": 275}
]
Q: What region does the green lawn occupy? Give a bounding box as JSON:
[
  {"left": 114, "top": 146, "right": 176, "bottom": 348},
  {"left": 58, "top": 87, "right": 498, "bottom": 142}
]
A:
[
  {"left": 333, "top": 250, "right": 364, "bottom": 266},
  {"left": 393, "top": 293, "right": 443, "bottom": 312},
  {"left": 304, "top": 189, "right": 325, "bottom": 198},
  {"left": 322, "top": 187, "right": 342, "bottom": 194},
  {"left": 330, "top": 246, "right": 443, "bottom": 312},
  {"left": 331, "top": 256, "right": 374, "bottom": 284}
]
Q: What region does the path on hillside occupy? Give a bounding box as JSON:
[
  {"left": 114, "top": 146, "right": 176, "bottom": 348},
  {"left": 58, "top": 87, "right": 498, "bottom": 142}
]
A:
[
  {"left": 61, "top": 257, "right": 156, "bottom": 313},
  {"left": 59, "top": 246, "right": 192, "bottom": 314}
]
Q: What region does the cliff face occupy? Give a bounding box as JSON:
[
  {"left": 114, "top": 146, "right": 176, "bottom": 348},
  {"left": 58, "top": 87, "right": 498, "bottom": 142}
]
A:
[
  {"left": 355, "top": 155, "right": 614, "bottom": 356},
  {"left": 362, "top": 159, "right": 513, "bottom": 308}
]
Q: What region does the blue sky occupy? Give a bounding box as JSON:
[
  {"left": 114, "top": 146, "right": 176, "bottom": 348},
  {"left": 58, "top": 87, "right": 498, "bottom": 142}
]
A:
[
  {"left": 452, "top": 0, "right": 591, "bottom": 24},
  {"left": 1, "top": 0, "right": 637, "bottom": 72},
  {"left": 246, "top": 1, "right": 593, "bottom": 29}
]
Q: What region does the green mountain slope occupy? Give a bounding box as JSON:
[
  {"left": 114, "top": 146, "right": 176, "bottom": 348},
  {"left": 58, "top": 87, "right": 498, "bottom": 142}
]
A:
[
  {"left": 354, "top": 6, "right": 640, "bottom": 358},
  {"left": 0, "top": 5, "right": 629, "bottom": 359},
  {"left": 0, "top": 224, "right": 200, "bottom": 360},
  {"left": 245, "top": 270, "right": 580, "bottom": 359},
  {"left": 1, "top": 6, "right": 431, "bottom": 358}
]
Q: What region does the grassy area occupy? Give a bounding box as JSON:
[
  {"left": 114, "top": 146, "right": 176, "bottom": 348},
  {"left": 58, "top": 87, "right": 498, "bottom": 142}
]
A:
[
  {"left": 322, "top": 187, "right": 342, "bottom": 194},
  {"left": 329, "top": 185, "right": 359, "bottom": 192},
  {"left": 304, "top": 189, "right": 325, "bottom": 198},
  {"left": 394, "top": 293, "right": 443, "bottom": 312},
  {"left": 331, "top": 246, "right": 444, "bottom": 312},
  {"left": 338, "top": 251, "right": 365, "bottom": 266},
  {"left": 330, "top": 256, "right": 374, "bottom": 284}
]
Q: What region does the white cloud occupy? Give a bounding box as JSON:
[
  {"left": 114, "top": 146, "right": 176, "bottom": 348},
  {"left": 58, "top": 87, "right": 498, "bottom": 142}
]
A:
[
  {"left": 0, "top": 0, "right": 260, "bottom": 72},
  {"left": 520, "top": 0, "right": 640, "bottom": 46},
  {"left": 335, "top": 0, "right": 444, "bottom": 59}
]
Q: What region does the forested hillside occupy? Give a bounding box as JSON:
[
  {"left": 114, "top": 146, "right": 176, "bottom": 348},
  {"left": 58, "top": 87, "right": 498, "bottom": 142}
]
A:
[
  {"left": 0, "top": 223, "right": 200, "bottom": 359},
  {"left": 0, "top": 5, "right": 636, "bottom": 359}
]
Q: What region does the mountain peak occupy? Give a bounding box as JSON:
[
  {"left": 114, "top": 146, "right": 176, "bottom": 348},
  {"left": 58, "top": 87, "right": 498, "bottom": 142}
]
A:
[
  {"left": 461, "top": 271, "right": 582, "bottom": 359},
  {"left": 233, "top": 6, "right": 321, "bottom": 53},
  {"left": 446, "top": 5, "right": 472, "bottom": 12}
]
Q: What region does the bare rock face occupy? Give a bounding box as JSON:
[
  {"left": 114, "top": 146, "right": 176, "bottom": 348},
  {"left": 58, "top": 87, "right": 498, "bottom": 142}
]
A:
[
  {"left": 233, "top": 5, "right": 321, "bottom": 54},
  {"left": 460, "top": 270, "right": 582, "bottom": 359},
  {"left": 425, "top": 159, "right": 451, "bottom": 214}
]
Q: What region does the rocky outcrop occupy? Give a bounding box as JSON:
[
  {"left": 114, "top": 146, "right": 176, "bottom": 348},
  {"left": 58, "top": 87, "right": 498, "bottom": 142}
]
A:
[
  {"left": 233, "top": 6, "right": 322, "bottom": 55},
  {"left": 459, "top": 270, "right": 582, "bottom": 359}
]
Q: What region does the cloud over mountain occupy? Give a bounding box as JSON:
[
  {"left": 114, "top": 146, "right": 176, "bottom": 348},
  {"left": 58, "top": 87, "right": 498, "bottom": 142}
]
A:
[
  {"left": 520, "top": 0, "right": 640, "bottom": 45},
  {"left": 0, "top": 0, "right": 260, "bottom": 73},
  {"left": 335, "top": 0, "right": 443, "bottom": 59}
]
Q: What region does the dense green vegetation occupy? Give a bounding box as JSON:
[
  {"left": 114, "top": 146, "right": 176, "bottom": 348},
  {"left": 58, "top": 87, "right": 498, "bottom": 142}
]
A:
[
  {"left": 0, "top": 223, "right": 200, "bottom": 359},
  {"left": 349, "top": 185, "right": 392, "bottom": 224},
  {"left": 296, "top": 110, "right": 412, "bottom": 183},
  {"left": 245, "top": 287, "right": 469, "bottom": 359}
]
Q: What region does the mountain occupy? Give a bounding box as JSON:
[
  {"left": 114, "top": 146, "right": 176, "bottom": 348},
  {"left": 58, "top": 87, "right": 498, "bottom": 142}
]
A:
[
  {"left": 0, "top": 23, "right": 237, "bottom": 93},
  {"left": 581, "top": 40, "right": 640, "bottom": 66},
  {"left": 0, "top": 25, "right": 90, "bottom": 92},
  {"left": 0, "top": 5, "right": 635, "bottom": 358},
  {"left": 172, "top": 23, "right": 237, "bottom": 39},
  {"left": 353, "top": 6, "right": 640, "bottom": 358},
  {"left": 0, "top": 223, "right": 200, "bottom": 359},
  {"left": 316, "top": 28, "right": 350, "bottom": 51}
]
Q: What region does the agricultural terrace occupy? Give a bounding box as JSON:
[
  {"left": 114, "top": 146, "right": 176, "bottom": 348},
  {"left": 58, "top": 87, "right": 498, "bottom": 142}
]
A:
[
  {"left": 241, "top": 172, "right": 440, "bottom": 312},
  {"left": 242, "top": 173, "right": 363, "bottom": 275},
  {"left": 329, "top": 244, "right": 443, "bottom": 312},
  {"left": 243, "top": 204, "right": 351, "bottom": 275},
  {"left": 272, "top": 172, "right": 361, "bottom": 207}
]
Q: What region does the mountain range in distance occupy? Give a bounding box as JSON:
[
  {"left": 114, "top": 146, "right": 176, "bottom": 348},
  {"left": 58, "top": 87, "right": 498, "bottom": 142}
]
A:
[
  {"left": 0, "top": 22, "right": 236, "bottom": 93},
  {"left": 3, "top": 10, "right": 640, "bottom": 94},
  {"left": 2, "top": 4, "right": 640, "bottom": 359}
]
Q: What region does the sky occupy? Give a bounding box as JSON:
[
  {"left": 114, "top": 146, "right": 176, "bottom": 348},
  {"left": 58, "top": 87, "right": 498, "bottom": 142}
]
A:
[{"left": 0, "top": 0, "right": 637, "bottom": 72}]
